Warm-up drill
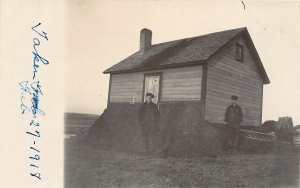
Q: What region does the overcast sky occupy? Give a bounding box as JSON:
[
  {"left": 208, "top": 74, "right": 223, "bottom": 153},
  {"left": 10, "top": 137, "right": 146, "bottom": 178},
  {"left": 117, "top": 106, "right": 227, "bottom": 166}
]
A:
[{"left": 65, "top": 0, "right": 300, "bottom": 125}]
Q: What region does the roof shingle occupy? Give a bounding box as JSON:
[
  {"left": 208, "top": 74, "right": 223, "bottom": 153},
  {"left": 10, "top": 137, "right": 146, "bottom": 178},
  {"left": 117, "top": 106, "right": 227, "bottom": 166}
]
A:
[{"left": 103, "top": 27, "right": 270, "bottom": 84}]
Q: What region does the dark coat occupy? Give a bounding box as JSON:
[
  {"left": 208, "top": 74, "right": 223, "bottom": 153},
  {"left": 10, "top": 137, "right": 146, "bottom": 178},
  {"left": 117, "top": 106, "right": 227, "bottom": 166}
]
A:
[
  {"left": 224, "top": 104, "right": 243, "bottom": 124},
  {"left": 138, "top": 102, "right": 161, "bottom": 133}
]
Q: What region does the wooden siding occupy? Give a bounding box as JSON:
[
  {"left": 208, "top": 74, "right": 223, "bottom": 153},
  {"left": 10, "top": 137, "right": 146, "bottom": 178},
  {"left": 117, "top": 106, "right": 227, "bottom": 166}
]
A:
[
  {"left": 205, "top": 36, "right": 263, "bottom": 126},
  {"left": 160, "top": 66, "right": 202, "bottom": 101},
  {"left": 109, "top": 65, "right": 202, "bottom": 103},
  {"left": 110, "top": 72, "right": 144, "bottom": 103}
]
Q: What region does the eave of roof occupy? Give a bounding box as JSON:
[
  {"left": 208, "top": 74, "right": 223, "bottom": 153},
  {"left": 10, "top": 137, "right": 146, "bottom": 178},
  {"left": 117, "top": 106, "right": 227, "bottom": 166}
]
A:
[
  {"left": 242, "top": 30, "right": 270, "bottom": 84},
  {"left": 108, "top": 59, "right": 207, "bottom": 74}
]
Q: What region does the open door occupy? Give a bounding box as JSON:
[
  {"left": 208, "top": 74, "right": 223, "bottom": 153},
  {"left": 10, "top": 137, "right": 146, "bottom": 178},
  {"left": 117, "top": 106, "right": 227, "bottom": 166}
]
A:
[{"left": 143, "top": 74, "right": 161, "bottom": 104}]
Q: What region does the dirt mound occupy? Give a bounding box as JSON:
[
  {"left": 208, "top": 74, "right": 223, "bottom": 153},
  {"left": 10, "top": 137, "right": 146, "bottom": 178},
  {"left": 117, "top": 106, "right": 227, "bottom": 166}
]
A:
[
  {"left": 88, "top": 104, "right": 144, "bottom": 152},
  {"left": 87, "top": 103, "right": 227, "bottom": 157},
  {"left": 159, "top": 104, "right": 222, "bottom": 157},
  {"left": 87, "top": 103, "right": 273, "bottom": 156}
]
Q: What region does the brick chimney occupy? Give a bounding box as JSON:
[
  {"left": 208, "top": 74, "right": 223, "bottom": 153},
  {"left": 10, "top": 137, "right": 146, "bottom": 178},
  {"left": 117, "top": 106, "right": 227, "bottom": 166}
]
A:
[{"left": 140, "top": 28, "right": 152, "bottom": 52}]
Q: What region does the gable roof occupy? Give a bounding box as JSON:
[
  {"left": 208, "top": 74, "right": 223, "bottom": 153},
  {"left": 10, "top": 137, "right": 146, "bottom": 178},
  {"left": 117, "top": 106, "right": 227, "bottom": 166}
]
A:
[{"left": 104, "top": 27, "right": 270, "bottom": 84}]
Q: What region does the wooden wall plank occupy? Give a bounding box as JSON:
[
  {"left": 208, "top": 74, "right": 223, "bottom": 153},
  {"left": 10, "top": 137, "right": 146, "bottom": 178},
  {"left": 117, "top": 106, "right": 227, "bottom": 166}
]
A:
[
  {"left": 164, "top": 72, "right": 202, "bottom": 79},
  {"left": 206, "top": 98, "right": 262, "bottom": 109},
  {"left": 206, "top": 85, "right": 262, "bottom": 100},
  {"left": 162, "top": 91, "right": 201, "bottom": 96},
  {"left": 162, "top": 97, "right": 201, "bottom": 101},
  {"left": 162, "top": 86, "right": 201, "bottom": 91},
  {"left": 205, "top": 102, "right": 262, "bottom": 112},
  {"left": 162, "top": 78, "right": 202, "bottom": 84}
]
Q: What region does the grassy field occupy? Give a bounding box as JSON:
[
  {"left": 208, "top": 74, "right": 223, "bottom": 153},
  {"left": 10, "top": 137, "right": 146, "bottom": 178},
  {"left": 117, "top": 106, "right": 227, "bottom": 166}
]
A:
[
  {"left": 64, "top": 113, "right": 99, "bottom": 135},
  {"left": 64, "top": 113, "right": 300, "bottom": 188}
]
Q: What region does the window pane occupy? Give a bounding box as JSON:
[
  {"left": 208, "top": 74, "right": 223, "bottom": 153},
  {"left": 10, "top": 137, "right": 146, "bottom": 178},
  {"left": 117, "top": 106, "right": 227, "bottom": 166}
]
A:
[{"left": 236, "top": 43, "right": 243, "bottom": 62}]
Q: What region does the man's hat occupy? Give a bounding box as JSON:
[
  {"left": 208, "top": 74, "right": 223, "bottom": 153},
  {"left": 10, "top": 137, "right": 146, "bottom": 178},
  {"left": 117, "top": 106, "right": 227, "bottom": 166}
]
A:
[
  {"left": 231, "top": 95, "right": 239, "bottom": 100},
  {"left": 146, "top": 92, "right": 154, "bottom": 98}
]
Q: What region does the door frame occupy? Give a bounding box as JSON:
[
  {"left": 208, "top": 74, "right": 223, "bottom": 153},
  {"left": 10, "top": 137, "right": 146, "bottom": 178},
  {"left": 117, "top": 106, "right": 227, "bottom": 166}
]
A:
[{"left": 142, "top": 72, "right": 163, "bottom": 104}]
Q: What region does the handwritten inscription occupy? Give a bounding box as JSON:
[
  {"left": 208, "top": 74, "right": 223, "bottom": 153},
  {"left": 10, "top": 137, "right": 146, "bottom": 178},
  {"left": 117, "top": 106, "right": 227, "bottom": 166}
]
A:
[
  {"left": 19, "top": 23, "right": 49, "bottom": 180},
  {"left": 32, "top": 23, "right": 49, "bottom": 80}
]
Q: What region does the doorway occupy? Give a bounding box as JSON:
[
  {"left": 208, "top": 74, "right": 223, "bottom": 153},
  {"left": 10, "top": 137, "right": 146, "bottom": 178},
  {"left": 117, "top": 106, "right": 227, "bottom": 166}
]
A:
[{"left": 143, "top": 73, "right": 161, "bottom": 104}]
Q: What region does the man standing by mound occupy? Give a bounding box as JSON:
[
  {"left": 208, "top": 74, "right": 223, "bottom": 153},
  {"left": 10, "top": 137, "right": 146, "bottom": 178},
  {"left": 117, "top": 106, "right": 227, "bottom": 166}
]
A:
[
  {"left": 138, "top": 93, "right": 161, "bottom": 154},
  {"left": 224, "top": 95, "right": 243, "bottom": 150}
]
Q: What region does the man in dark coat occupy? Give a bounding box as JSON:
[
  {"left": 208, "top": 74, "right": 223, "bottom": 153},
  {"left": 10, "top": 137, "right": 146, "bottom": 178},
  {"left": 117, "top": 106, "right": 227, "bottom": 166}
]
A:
[
  {"left": 138, "top": 93, "right": 161, "bottom": 153},
  {"left": 224, "top": 95, "right": 243, "bottom": 149}
]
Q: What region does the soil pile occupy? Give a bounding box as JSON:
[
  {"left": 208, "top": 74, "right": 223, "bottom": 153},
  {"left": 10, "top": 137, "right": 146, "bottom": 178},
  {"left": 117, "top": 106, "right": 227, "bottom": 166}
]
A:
[
  {"left": 88, "top": 103, "right": 225, "bottom": 157},
  {"left": 87, "top": 103, "right": 273, "bottom": 156},
  {"left": 88, "top": 104, "right": 144, "bottom": 152}
]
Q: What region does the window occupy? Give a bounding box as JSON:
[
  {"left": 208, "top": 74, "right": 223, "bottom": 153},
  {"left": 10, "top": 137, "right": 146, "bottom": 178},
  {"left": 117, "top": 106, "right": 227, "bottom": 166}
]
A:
[{"left": 236, "top": 43, "right": 244, "bottom": 62}]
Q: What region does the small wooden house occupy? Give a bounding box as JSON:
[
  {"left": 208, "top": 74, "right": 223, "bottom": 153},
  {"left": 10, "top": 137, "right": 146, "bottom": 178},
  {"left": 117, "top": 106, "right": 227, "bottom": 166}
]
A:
[{"left": 104, "top": 28, "right": 270, "bottom": 126}]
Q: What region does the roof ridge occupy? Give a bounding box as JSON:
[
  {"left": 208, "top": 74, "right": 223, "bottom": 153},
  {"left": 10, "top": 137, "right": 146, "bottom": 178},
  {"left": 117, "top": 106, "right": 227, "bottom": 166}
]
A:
[{"left": 152, "top": 27, "right": 246, "bottom": 47}]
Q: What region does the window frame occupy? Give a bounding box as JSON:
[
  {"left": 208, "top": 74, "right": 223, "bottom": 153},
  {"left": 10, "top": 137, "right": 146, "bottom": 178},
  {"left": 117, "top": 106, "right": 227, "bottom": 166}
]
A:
[
  {"left": 236, "top": 43, "right": 244, "bottom": 62},
  {"left": 142, "top": 72, "right": 163, "bottom": 104}
]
